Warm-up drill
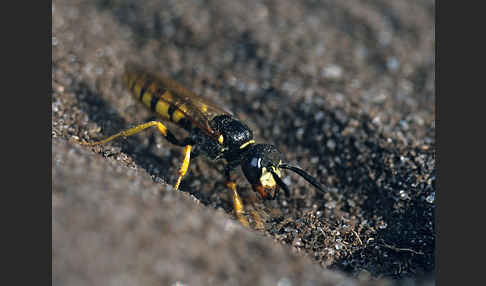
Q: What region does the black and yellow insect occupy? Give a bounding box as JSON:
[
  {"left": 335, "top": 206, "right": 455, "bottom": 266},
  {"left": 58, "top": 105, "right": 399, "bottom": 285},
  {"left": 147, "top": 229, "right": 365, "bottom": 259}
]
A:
[{"left": 80, "top": 64, "right": 326, "bottom": 227}]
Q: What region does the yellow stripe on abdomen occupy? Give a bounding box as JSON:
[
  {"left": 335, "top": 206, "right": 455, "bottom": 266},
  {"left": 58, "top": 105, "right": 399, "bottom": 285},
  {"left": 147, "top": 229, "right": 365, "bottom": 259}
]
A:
[
  {"left": 172, "top": 109, "right": 185, "bottom": 123},
  {"left": 155, "top": 99, "right": 170, "bottom": 119},
  {"left": 142, "top": 91, "right": 152, "bottom": 107},
  {"left": 124, "top": 71, "right": 191, "bottom": 128}
]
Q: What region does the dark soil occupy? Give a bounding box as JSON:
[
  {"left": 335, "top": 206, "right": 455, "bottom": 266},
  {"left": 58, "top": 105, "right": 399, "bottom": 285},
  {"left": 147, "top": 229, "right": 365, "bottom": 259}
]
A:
[{"left": 52, "top": 1, "right": 435, "bottom": 285}]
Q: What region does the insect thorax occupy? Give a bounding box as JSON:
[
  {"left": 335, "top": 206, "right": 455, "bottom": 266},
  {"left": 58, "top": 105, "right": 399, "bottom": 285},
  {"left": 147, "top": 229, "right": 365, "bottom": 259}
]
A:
[
  {"left": 190, "top": 115, "right": 254, "bottom": 162},
  {"left": 189, "top": 128, "right": 224, "bottom": 160}
]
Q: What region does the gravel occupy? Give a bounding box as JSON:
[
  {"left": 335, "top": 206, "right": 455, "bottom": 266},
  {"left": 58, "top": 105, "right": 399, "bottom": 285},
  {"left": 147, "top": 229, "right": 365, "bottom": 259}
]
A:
[{"left": 52, "top": 1, "right": 435, "bottom": 285}]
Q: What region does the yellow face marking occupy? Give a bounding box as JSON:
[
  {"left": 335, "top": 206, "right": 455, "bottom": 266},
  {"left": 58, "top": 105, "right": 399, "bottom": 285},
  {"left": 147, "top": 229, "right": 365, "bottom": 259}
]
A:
[
  {"left": 218, "top": 135, "right": 224, "bottom": 144},
  {"left": 260, "top": 167, "right": 277, "bottom": 188},
  {"left": 239, "top": 140, "right": 255, "bottom": 149}
]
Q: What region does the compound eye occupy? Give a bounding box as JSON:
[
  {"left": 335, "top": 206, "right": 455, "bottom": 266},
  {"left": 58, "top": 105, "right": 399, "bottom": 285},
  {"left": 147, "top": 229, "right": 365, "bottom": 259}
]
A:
[{"left": 241, "top": 156, "right": 264, "bottom": 186}]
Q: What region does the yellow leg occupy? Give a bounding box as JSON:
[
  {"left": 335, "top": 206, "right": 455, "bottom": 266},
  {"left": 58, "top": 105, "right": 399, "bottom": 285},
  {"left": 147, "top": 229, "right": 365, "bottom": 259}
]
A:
[
  {"left": 174, "top": 145, "right": 192, "bottom": 190},
  {"left": 79, "top": 121, "right": 168, "bottom": 146},
  {"left": 225, "top": 181, "right": 250, "bottom": 228},
  {"left": 79, "top": 121, "right": 192, "bottom": 191}
]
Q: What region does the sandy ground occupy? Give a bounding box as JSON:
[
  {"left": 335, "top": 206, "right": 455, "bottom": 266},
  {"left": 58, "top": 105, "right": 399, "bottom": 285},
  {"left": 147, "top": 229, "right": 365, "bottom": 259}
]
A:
[{"left": 52, "top": 0, "right": 435, "bottom": 285}]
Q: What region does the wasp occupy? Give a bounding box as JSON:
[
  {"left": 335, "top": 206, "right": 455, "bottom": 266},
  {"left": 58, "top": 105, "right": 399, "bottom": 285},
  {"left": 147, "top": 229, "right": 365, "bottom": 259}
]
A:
[{"left": 80, "top": 64, "right": 326, "bottom": 227}]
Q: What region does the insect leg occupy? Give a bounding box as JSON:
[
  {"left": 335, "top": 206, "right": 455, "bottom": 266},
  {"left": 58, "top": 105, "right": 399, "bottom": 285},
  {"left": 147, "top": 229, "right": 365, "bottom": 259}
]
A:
[
  {"left": 174, "top": 145, "right": 192, "bottom": 190},
  {"left": 80, "top": 121, "right": 195, "bottom": 190},
  {"left": 225, "top": 181, "right": 250, "bottom": 228},
  {"left": 79, "top": 121, "right": 184, "bottom": 147},
  {"left": 224, "top": 166, "right": 264, "bottom": 229}
]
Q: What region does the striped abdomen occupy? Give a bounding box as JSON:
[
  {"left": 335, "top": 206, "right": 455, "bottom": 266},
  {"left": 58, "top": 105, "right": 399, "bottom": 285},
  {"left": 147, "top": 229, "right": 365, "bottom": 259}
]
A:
[
  {"left": 122, "top": 70, "right": 194, "bottom": 131},
  {"left": 122, "top": 65, "right": 233, "bottom": 138}
]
